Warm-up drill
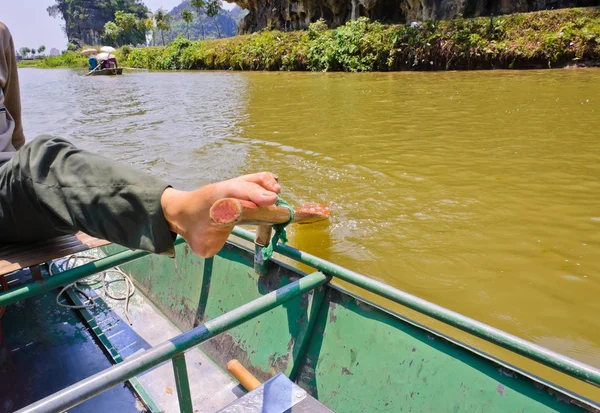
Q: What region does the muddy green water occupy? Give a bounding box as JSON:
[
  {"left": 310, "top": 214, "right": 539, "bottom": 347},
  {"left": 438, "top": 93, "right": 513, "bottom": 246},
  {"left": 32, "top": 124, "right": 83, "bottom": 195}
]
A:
[{"left": 18, "top": 68, "right": 600, "bottom": 368}]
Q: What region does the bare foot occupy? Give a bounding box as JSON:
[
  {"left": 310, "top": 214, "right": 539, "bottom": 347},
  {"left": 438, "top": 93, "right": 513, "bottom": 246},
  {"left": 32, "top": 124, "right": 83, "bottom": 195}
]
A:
[{"left": 160, "top": 172, "right": 280, "bottom": 257}]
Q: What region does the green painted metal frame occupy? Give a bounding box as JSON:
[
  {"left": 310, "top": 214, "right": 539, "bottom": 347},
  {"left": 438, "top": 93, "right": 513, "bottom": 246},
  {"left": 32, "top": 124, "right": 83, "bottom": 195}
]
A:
[
  {"left": 13, "top": 270, "right": 330, "bottom": 413},
  {"left": 172, "top": 353, "right": 194, "bottom": 413},
  {"left": 65, "top": 287, "right": 163, "bottom": 413},
  {"left": 0, "top": 248, "right": 161, "bottom": 308},
  {"left": 1, "top": 228, "right": 599, "bottom": 412},
  {"left": 285, "top": 285, "right": 326, "bottom": 382},
  {"left": 229, "top": 227, "right": 600, "bottom": 388}
]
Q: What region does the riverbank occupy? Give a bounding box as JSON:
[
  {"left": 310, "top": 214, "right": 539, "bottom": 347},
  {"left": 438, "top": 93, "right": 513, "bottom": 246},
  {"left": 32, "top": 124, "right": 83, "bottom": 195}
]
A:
[
  {"left": 18, "top": 51, "right": 88, "bottom": 69},
  {"left": 21, "top": 7, "right": 600, "bottom": 72}
]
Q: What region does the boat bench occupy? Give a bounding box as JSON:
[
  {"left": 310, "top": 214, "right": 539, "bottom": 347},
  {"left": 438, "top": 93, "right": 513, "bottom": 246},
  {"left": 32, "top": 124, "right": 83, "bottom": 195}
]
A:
[
  {"left": 0, "top": 232, "right": 109, "bottom": 278},
  {"left": 0, "top": 232, "right": 109, "bottom": 343}
]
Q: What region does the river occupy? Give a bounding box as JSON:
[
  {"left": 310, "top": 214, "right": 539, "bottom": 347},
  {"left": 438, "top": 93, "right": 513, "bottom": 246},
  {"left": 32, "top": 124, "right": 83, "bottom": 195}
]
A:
[{"left": 17, "top": 68, "right": 600, "bottom": 369}]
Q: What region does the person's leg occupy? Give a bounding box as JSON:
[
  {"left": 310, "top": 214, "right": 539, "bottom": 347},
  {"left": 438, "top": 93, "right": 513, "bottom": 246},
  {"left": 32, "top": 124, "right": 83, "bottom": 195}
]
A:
[{"left": 0, "top": 135, "right": 175, "bottom": 255}]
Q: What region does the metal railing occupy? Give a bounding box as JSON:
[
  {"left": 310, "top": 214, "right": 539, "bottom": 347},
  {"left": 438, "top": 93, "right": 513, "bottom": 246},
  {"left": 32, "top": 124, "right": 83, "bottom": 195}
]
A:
[
  {"left": 0, "top": 229, "right": 598, "bottom": 413},
  {"left": 10, "top": 265, "right": 329, "bottom": 413}
]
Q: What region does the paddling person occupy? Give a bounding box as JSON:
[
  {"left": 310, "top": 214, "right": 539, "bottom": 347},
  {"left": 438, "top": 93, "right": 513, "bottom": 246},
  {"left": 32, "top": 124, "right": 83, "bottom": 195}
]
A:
[
  {"left": 0, "top": 21, "right": 280, "bottom": 258},
  {"left": 108, "top": 56, "right": 118, "bottom": 69},
  {"left": 88, "top": 54, "right": 98, "bottom": 71}
]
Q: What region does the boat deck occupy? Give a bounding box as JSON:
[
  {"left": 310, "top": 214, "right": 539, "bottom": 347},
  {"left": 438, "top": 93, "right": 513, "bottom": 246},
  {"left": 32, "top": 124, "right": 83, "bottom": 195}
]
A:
[{"left": 0, "top": 260, "right": 241, "bottom": 413}]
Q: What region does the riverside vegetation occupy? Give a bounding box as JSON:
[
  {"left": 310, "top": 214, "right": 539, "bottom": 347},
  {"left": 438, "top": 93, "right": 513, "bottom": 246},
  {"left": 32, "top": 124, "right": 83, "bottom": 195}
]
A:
[{"left": 22, "top": 8, "right": 600, "bottom": 72}]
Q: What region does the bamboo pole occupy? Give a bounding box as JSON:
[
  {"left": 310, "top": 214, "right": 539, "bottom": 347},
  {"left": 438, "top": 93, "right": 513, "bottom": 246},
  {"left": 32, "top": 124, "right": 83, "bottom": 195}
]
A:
[{"left": 210, "top": 198, "right": 330, "bottom": 226}]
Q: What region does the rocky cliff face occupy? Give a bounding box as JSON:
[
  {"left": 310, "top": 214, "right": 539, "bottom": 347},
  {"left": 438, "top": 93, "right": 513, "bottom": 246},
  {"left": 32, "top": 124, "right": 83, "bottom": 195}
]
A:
[
  {"left": 67, "top": 2, "right": 112, "bottom": 45},
  {"left": 47, "top": 0, "right": 147, "bottom": 47},
  {"left": 234, "top": 0, "right": 598, "bottom": 33}
]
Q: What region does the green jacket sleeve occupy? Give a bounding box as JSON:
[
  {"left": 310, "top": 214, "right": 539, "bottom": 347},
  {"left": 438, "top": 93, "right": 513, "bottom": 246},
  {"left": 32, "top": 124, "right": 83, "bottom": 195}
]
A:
[{"left": 0, "top": 135, "right": 176, "bottom": 256}]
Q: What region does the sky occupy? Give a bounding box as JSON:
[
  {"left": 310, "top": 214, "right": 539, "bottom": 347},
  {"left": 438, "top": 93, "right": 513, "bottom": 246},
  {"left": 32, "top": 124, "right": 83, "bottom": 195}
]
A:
[{"left": 1, "top": 0, "right": 235, "bottom": 52}]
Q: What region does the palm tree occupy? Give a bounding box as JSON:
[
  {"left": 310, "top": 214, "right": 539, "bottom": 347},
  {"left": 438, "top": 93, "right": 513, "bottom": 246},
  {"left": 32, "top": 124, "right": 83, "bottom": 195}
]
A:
[
  {"left": 154, "top": 9, "right": 171, "bottom": 46},
  {"left": 190, "top": 0, "right": 206, "bottom": 40},
  {"left": 205, "top": 0, "right": 222, "bottom": 38},
  {"left": 38, "top": 45, "right": 46, "bottom": 55},
  {"left": 181, "top": 9, "right": 193, "bottom": 39}
]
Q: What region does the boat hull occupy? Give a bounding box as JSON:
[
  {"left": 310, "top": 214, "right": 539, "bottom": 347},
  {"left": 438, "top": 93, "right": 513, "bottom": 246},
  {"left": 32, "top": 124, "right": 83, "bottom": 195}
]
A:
[
  {"left": 103, "top": 241, "right": 599, "bottom": 412},
  {"left": 89, "top": 68, "right": 123, "bottom": 76}
]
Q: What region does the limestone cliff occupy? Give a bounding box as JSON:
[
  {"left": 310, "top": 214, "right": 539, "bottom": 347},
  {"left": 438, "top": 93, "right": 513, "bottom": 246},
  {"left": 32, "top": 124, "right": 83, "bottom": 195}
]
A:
[
  {"left": 234, "top": 0, "right": 598, "bottom": 33},
  {"left": 47, "top": 0, "right": 148, "bottom": 47}
]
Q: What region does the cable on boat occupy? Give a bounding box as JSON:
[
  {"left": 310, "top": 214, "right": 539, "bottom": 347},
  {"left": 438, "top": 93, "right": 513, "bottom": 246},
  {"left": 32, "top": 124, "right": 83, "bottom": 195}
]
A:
[{"left": 53, "top": 254, "right": 136, "bottom": 325}]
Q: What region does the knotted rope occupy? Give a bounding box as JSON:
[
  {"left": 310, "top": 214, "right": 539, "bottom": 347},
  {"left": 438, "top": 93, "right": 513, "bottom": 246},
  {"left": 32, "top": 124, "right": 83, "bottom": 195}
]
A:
[{"left": 261, "top": 195, "right": 295, "bottom": 261}]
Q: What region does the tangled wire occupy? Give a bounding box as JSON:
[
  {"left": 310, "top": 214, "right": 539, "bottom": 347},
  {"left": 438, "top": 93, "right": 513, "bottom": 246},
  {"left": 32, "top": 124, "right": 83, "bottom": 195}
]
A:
[{"left": 53, "top": 255, "right": 136, "bottom": 325}]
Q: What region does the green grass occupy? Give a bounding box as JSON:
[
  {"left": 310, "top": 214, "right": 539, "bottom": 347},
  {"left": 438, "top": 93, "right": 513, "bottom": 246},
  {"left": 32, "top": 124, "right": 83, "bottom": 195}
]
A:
[
  {"left": 18, "top": 51, "right": 89, "bottom": 69},
  {"left": 21, "top": 8, "right": 600, "bottom": 72}
]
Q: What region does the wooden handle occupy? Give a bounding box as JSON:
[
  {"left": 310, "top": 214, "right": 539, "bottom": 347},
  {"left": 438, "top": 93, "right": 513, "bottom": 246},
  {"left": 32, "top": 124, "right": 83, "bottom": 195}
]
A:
[
  {"left": 227, "top": 359, "right": 261, "bottom": 391},
  {"left": 210, "top": 198, "right": 330, "bottom": 226}
]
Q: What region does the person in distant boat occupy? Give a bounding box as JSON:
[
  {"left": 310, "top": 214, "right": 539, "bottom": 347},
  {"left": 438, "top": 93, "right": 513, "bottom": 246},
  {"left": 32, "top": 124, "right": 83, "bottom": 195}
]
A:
[
  {"left": 108, "top": 56, "right": 118, "bottom": 69},
  {"left": 0, "top": 21, "right": 280, "bottom": 258},
  {"left": 88, "top": 54, "right": 98, "bottom": 71}
]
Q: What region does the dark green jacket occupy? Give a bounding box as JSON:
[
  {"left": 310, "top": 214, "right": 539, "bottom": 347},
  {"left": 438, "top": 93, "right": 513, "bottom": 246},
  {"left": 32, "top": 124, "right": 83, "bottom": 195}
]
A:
[{"left": 0, "top": 135, "right": 175, "bottom": 256}]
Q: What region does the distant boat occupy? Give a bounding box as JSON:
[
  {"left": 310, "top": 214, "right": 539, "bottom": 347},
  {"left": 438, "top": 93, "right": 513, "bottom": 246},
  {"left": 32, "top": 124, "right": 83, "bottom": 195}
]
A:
[{"left": 87, "top": 67, "right": 123, "bottom": 76}]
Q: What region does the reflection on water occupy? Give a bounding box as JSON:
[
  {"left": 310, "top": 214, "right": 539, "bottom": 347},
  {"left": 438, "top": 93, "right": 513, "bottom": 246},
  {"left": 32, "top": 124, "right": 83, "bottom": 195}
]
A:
[{"left": 19, "top": 68, "right": 600, "bottom": 367}]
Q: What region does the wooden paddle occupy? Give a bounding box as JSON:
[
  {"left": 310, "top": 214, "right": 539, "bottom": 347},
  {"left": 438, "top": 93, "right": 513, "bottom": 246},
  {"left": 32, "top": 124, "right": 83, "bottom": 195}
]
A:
[
  {"left": 84, "top": 63, "right": 102, "bottom": 76},
  {"left": 209, "top": 198, "right": 330, "bottom": 226}
]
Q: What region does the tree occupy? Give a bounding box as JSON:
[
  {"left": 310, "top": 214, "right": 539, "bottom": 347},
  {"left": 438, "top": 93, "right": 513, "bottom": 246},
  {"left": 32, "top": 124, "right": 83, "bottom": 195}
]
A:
[
  {"left": 190, "top": 0, "right": 206, "bottom": 40},
  {"left": 31, "top": 49, "right": 36, "bottom": 58},
  {"left": 103, "top": 11, "right": 142, "bottom": 45},
  {"left": 103, "top": 21, "right": 122, "bottom": 44},
  {"left": 205, "top": 0, "right": 222, "bottom": 38},
  {"left": 19, "top": 47, "right": 30, "bottom": 59},
  {"left": 38, "top": 45, "right": 46, "bottom": 55},
  {"left": 181, "top": 9, "right": 193, "bottom": 39},
  {"left": 115, "top": 10, "right": 138, "bottom": 40},
  {"left": 154, "top": 9, "right": 171, "bottom": 46}
]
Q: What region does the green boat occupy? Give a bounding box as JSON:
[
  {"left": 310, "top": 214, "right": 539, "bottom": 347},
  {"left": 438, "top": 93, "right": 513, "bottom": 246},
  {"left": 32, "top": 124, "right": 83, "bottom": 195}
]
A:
[
  {"left": 0, "top": 222, "right": 599, "bottom": 412},
  {"left": 87, "top": 67, "right": 123, "bottom": 76}
]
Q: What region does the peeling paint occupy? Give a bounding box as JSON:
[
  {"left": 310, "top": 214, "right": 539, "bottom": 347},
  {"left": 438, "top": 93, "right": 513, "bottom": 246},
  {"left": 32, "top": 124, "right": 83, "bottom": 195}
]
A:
[{"left": 328, "top": 310, "right": 337, "bottom": 323}]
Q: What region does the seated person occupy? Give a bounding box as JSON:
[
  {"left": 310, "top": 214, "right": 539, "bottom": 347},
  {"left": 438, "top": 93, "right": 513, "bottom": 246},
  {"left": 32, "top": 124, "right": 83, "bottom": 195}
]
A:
[
  {"left": 108, "top": 57, "right": 118, "bottom": 69},
  {"left": 0, "top": 21, "right": 280, "bottom": 258},
  {"left": 88, "top": 55, "right": 98, "bottom": 71}
]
